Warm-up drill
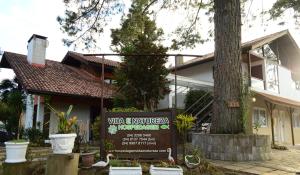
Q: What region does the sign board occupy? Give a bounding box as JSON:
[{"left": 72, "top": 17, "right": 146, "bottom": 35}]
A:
[
  {"left": 227, "top": 100, "right": 240, "bottom": 108},
  {"left": 104, "top": 111, "right": 177, "bottom": 160}
]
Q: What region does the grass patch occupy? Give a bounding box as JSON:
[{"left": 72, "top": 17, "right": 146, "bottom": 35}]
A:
[
  {"left": 153, "top": 161, "right": 179, "bottom": 168},
  {"left": 109, "top": 159, "right": 140, "bottom": 167},
  {"left": 7, "top": 139, "right": 28, "bottom": 143}
]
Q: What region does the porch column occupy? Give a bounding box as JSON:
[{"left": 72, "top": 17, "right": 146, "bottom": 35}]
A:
[
  {"left": 169, "top": 85, "right": 173, "bottom": 108},
  {"left": 287, "top": 107, "right": 295, "bottom": 146},
  {"left": 265, "top": 101, "right": 276, "bottom": 145},
  {"left": 25, "top": 94, "right": 34, "bottom": 128},
  {"left": 36, "top": 96, "right": 44, "bottom": 131}
]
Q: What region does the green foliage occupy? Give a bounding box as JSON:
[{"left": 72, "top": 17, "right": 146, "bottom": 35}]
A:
[
  {"left": 57, "top": 0, "right": 124, "bottom": 49},
  {"left": 111, "top": 0, "right": 164, "bottom": 52},
  {"left": 110, "top": 107, "right": 141, "bottom": 112},
  {"left": 153, "top": 161, "right": 178, "bottom": 168},
  {"left": 174, "top": 114, "right": 195, "bottom": 159},
  {"left": 113, "top": 94, "right": 135, "bottom": 109},
  {"left": 184, "top": 90, "right": 212, "bottom": 117},
  {"left": 253, "top": 121, "right": 261, "bottom": 134},
  {"left": 269, "top": 0, "right": 300, "bottom": 19},
  {"left": 0, "top": 101, "right": 10, "bottom": 122},
  {"left": 23, "top": 128, "right": 45, "bottom": 146},
  {"left": 240, "top": 75, "right": 253, "bottom": 133},
  {"left": 185, "top": 155, "right": 199, "bottom": 164},
  {"left": 110, "top": 159, "right": 140, "bottom": 167},
  {"left": 185, "top": 90, "right": 209, "bottom": 109},
  {"left": 8, "top": 139, "right": 27, "bottom": 143},
  {"left": 174, "top": 114, "right": 196, "bottom": 134},
  {"left": 48, "top": 105, "right": 77, "bottom": 134},
  {"left": 0, "top": 78, "right": 25, "bottom": 139},
  {"left": 72, "top": 124, "right": 84, "bottom": 153},
  {"left": 104, "top": 140, "right": 115, "bottom": 152},
  {"left": 57, "top": 0, "right": 214, "bottom": 50},
  {"left": 112, "top": 0, "right": 169, "bottom": 111},
  {"left": 91, "top": 116, "right": 101, "bottom": 141}
]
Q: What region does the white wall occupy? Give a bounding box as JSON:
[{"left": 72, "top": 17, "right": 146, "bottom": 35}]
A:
[
  {"left": 278, "top": 66, "right": 300, "bottom": 101},
  {"left": 49, "top": 103, "right": 90, "bottom": 141},
  {"left": 176, "top": 62, "right": 214, "bottom": 83}
]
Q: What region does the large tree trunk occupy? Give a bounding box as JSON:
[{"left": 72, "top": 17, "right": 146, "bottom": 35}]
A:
[{"left": 211, "top": 0, "right": 244, "bottom": 134}]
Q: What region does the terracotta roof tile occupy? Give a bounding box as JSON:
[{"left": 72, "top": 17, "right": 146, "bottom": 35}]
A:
[
  {"left": 1, "top": 52, "right": 115, "bottom": 99},
  {"left": 65, "top": 51, "right": 120, "bottom": 67}
]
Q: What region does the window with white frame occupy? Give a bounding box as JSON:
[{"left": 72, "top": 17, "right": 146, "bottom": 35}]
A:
[
  {"left": 293, "top": 113, "right": 300, "bottom": 128},
  {"left": 253, "top": 108, "right": 268, "bottom": 127}
]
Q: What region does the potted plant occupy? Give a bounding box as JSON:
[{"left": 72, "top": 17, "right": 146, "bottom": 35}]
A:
[
  {"left": 174, "top": 114, "right": 195, "bottom": 159},
  {"left": 3, "top": 91, "right": 29, "bottom": 163},
  {"left": 184, "top": 149, "right": 201, "bottom": 169},
  {"left": 48, "top": 105, "right": 77, "bottom": 154},
  {"left": 150, "top": 161, "right": 183, "bottom": 175},
  {"left": 80, "top": 144, "right": 96, "bottom": 168},
  {"left": 109, "top": 159, "right": 142, "bottom": 175},
  {"left": 5, "top": 139, "right": 29, "bottom": 163}
]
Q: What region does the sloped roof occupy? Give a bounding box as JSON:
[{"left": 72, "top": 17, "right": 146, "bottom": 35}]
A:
[
  {"left": 0, "top": 52, "right": 115, "bottom": 99},
  {"left": 254, "top": 90, "right": 300, "bottom": 108},
  {"left": 173, "top": 30, "right": 295, "bottom": 71},
  {"left": 62, "top": 51, "right": 120, "bottom": 67}
]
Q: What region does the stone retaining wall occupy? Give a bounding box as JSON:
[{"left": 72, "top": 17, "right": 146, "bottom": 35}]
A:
[
  {"left": 192, "top": 133, "right": 271, "bottom": 161},
  {"left": 0, "top": 146, "right": 100, "bottom": 165}
]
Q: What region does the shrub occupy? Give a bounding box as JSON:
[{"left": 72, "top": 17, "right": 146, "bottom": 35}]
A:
[
  {"left": 48, "top": 105, "right": 77, "bottom": 134},
  {"left": 110, "top": 107, "right": 141, "bottom": 112},
  {"left": 184, "top": 90, "right": 212, "bottom": 114},
  {"left": 23, "top": 127, "right": 44, "bottom": 146},
  {"left": 174, "top": 114, "right": 196, "bottom": 159},
  {"left": 92, "top": 116, "right": 101, "bottom": 141}
]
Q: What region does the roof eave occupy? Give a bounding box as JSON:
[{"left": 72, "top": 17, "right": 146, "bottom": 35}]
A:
[{"left": 27, "top": 88, "right": 113, "bottom": 99}]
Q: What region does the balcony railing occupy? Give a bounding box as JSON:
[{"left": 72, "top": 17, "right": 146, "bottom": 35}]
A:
[{"left": 251, "top": 77, "right": 265, "bottom": 90}]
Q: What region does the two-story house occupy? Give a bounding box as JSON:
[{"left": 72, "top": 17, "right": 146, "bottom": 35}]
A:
[
  {"left": 0, "top": 34, "right": 119, "bottom": 141},
  {"left": 161, "top": 30, "right": 300, "bottom": 146}
]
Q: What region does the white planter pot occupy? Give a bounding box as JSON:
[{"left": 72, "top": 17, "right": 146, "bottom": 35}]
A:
[
  {"left": 150, "top": 165, "right": 183, "bottom": 175},
  {"left": 5, "top": 141, "right": 29, "bottom": 163},
  {"left": 49, "top": 133, "right": 76, "bottom": 154},
  {"left": 109, "top": 166, "right": 142, "bottom": 175},
  {"left": 185, "top": 155, "right": 200, "bottom": 169}
]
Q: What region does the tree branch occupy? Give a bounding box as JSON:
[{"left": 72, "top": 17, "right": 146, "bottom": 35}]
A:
[
  {"left": 72, "top": 0, "right": 101, "bottom": 22},
  {"left": 70, "top": 0, "right": 105, "bottom": 44},
  {"left": 142, "top": 0, "right": 158, "bottom": 14},
  {"left": 186, "top": 0, "right": 203, "bottom": 34}
]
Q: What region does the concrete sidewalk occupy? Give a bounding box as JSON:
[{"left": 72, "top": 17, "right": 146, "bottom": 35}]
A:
[{"left": 209, "top": 148, "right": 300, "bottom": 175}]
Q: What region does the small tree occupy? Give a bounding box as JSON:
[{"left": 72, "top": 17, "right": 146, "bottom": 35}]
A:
[
  {"left": 174, "top": 114, "right": 195, "bottom": 159},
  {"left": 112, "top": 0, "right": 169, "bottom": 111},
  {"left": 0, "top": 78, "right": 25, "bottom": 139}
]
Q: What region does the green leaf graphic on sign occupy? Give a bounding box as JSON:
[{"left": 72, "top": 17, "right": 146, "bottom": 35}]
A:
[
  {"left": 126, "top": 118, "right": 131, "bottom": 124},
  {"left": 160, "top": 124, "right": 169, "bottom": 129},
  {"left": 108, "top": 125, "right": 118, "bottom": 135}
]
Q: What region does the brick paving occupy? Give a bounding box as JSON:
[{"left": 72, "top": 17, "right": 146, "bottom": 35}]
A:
[{"left": 209, "top": 148, "right": 300, "bottom": 175}]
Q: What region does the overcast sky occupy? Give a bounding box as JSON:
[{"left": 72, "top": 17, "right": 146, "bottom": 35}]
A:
[{"left": 0, "top": 0, "right": 299, "bottom": 81}]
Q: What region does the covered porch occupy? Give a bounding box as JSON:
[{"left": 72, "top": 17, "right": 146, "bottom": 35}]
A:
[{"left": 250, "top": 89, "right": 300, "bottom": 146}]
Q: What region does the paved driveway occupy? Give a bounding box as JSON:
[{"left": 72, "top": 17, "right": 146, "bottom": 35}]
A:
[{"left": 210, "top": 148, "right": 300, "bottom": 175}]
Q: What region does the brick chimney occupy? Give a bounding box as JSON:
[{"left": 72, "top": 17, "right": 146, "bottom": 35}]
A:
[{"left": 27, "top": 34, "right": 48, "bottom": 67}]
